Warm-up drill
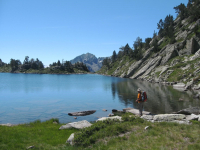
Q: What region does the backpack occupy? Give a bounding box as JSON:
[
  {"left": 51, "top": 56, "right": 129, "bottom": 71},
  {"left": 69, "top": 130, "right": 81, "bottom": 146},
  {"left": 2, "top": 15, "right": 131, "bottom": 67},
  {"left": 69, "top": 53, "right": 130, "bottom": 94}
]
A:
[{"left": 141, "top": 91, "right": 147, "bottom": 102}]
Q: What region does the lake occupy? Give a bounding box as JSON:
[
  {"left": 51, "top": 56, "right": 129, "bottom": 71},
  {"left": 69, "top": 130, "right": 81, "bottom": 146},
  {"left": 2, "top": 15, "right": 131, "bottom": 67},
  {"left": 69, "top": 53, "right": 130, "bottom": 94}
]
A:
[{"left": 0, "top": 73, "right": 199, "bottom": 124}]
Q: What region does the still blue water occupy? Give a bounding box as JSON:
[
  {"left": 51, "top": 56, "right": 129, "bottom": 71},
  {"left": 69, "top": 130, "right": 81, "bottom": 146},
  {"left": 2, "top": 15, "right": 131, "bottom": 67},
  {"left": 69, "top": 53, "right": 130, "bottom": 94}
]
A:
[{"left": 0, "top": 73, "right": 199, "bottom": 124}]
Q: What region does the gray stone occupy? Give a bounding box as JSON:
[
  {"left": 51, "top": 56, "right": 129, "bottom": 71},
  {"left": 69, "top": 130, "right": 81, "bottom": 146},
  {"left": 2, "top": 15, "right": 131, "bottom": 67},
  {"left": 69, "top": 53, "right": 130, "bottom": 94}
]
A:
[
  {"left": 66, "top": 133, "right": 74, "bottom": 145},
  {"left": 181, "top": 18, "right": 189, "bottom": 26},
  {"left": 108, "top": 113, "right": 114, "bottom": 117},
  {"left": 160, "top": 45, "right": 179, "bottom": 65},
  {"left": 159, "top": 66, "right": 169, "bottom": 75},
  {"left": 140, "top": 56, "right": 163, "bottom": 78},
  {"left": 126, "top": 108, "right": 151, "bottom": 115},
  {"left": 197, "top": 19, "right": 200, "bottom": 25},
  {"left": 123, "top": 107, "right": 134, "bottom": 112},
  {"left": 127, "top": 47, "right": 153, "bottom": 77},
  {"left": 68, "top": 110, "right": 96, "bottom": 116},
  {"left": 158, "top": 37, "right": 165, "bottom": 46},
  {"left": 188, "top": 22, "right": 197, "bottom": 30},
  {"left": 141, "top": 115, "right": 154, "bottom": 120},
  {"left": 173, "top": 83, "right": 185, "bottom": 88},
  {"left": 185, "top": 81, "right": 193, "bottom": 89},
  {"left": 194, "top": 94, "right": 199, "bottom": 98},
  {"left": 131, "top": 56, "right": 162, "bottom": 79},
  {"left": 153, "top": 114, "right": 186, "bottom": 122},
  {"left": 0, "top": 123, "right": 12, "bottom": 127},
  {"left": 189, "top": 49, "right": 200, "bottom": 61},
  {"left": 59, "top": 120, "right": 92, "bottom": 130},
  {"left": 102, "top": 109, "right": 107, "bottom": 111},
  {"left": 96, "top": 116, "right": 122, "bottom": 122},
  {"left": 53, "top": 121, "right": 58, "bottom": 124},
  {"left": 175, "top": 30, "right": 188, "bottom": 41},
  {"left": 176, "top": 107, "right": 200, "bottom": 115},
  {"left": 186, "top": 114, "right": 199, "bottom": 121},
  {"left": 171, "top": 120, "right": 190, "bottom": 125},
  {"left": 59, "top": 124, "right": 73, "bottom": 130},
  {"left": 27, "top": 146, "right": 35, "bottom": 149},
  {"left": 174, "top": 17, "right": 180, "bottom": 24},
  {"left": 186, "top": 37, "right": 200, "bottom": 55}
]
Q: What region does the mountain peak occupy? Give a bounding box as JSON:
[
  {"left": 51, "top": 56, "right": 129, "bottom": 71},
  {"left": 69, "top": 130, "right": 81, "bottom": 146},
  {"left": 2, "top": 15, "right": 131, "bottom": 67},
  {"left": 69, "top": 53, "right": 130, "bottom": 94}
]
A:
[{"left": 70, "top": 53, "right": 106, "bottom": 72}]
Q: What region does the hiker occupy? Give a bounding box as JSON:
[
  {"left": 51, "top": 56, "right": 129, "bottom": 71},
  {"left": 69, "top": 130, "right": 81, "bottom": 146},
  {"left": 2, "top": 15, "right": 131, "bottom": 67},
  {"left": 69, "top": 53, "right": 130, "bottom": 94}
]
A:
[{"left": 136, "top": 88, "right": 143, "bottom": 116}]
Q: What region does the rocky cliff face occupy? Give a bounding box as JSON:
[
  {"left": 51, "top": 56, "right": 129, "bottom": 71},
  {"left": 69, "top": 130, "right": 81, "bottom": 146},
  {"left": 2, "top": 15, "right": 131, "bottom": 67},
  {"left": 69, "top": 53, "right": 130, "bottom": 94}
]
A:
[
  {"left": 70, "top": 53, "right": 105, "bottom": 72},
  {"left": 98, "top": 16, "right": 200, "bottom": 89}
]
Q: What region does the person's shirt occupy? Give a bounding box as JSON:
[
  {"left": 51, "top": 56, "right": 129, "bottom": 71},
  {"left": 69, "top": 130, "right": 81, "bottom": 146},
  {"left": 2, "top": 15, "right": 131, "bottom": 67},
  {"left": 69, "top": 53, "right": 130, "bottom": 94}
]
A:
[{"left": 137, "top": 92, "right": 142, "bottom": 103}]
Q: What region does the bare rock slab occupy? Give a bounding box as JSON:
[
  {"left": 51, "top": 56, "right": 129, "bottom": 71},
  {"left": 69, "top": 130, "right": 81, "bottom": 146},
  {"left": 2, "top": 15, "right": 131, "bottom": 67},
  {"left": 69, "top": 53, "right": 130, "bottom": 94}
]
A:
[
  {"left": 186, "top": 114, "right": 200, "bottom": 121},
  {"left": 59, "top": 120, "right": 92, "bottom": 130},
  {"left": 153, "top": 114, "right": 186, "bottom": 121},
  {"left": 66, "top": 133, "right": 74, "bottom": 145},
  {"left": 126, "top": 108, "right": 151, "bottom": 115},
  {"left": 176, "top": 107, "right": 200, "bottom": 115},
  {"left": 141, "top": 115, "right": 154, "bottom": 120},
  {"left": 96, "top": 116, "right": 122, "bottom": 122}
]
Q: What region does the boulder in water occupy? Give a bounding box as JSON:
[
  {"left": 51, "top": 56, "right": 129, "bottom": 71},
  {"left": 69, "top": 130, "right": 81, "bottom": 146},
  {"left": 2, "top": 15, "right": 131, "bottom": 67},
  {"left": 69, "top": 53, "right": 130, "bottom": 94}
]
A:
[{"left": 68, "top": 110, "right": 96, "bottom": 116}]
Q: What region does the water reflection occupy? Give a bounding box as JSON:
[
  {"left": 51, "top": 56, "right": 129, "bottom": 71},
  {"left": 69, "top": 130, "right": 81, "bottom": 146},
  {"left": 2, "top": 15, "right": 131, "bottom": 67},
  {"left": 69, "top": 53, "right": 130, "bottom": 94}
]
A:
[
  {"left": 112, "top": 79, "right": 200, "bottom": 114},
  {"left": 0, "top": 73, "right": 199, "bottom": 124}
]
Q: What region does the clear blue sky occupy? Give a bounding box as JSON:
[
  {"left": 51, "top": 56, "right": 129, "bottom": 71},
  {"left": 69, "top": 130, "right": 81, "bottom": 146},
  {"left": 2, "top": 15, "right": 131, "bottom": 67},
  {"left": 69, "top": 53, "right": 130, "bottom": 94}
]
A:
[{"left": 0, "top": 0, "right": 188, "bottom": 66}]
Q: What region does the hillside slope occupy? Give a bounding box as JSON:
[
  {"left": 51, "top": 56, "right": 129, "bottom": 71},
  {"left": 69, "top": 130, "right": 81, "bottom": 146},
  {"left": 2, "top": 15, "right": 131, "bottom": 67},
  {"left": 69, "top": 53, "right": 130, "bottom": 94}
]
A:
[{"left": 98, "top": 1, "right": 200, "bottom": 89}]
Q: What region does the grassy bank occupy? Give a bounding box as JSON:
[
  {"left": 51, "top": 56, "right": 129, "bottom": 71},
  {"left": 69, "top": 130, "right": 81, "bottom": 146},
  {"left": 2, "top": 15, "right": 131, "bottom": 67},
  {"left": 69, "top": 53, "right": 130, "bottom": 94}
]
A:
[{"left": 1, "top": 114, "right": 200, "bottom": 150}]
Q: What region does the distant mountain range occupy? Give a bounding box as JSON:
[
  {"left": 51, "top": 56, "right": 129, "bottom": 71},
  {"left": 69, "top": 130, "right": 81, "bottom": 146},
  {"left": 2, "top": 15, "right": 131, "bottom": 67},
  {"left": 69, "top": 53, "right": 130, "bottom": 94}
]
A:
[{"left": 70, "top": 53, "right": 106, "bottom": 72}]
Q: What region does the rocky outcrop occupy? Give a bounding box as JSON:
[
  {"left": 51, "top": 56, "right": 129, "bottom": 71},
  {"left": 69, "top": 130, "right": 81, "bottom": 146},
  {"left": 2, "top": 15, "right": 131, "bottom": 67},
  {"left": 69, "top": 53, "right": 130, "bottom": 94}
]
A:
[
  {"left": 131, "top": 56, "right": 162, "bottom": 79},
  {"left": 59, "top": 120, "right": 92, "bottom": 130},
  {"left": 158, "top": 37, "right": 166, "bottom": 46},
  {"left": 98, "top": 8, "right": 200, "bottom": 84},
  {"left": 176, "top": 107, "right": 200, "bottom": 115},
  {"left": 126, "top": 47, "right": 153, "bottom": 77},
  {"left": 160, "top": 45, "right": 179, "bottom": 65},
  {"left": 175, "top": 30, "right": 188, "bottom": 41}
]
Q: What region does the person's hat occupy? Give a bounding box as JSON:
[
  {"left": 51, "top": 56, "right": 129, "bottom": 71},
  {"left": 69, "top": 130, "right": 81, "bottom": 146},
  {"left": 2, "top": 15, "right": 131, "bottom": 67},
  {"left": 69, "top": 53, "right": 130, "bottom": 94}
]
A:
[{"left": 137, "top": 88, "right": 141, "bottom": 92}]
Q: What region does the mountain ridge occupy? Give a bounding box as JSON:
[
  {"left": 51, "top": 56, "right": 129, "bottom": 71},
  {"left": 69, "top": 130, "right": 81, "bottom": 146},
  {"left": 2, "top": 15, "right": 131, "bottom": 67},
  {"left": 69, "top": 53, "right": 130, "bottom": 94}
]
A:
[{"left": 70, "top": 53, "right": 106, "bottom": 72}]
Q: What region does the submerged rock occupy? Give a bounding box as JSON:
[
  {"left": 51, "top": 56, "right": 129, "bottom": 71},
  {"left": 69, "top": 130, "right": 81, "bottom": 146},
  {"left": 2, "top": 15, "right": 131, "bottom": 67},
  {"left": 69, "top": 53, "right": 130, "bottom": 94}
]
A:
[
  {"left": 68, "top": 110, "right": 96, "bottom": 116},
  {"left": 126, "top": 108, "right": 151, "bottom": 115}
]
